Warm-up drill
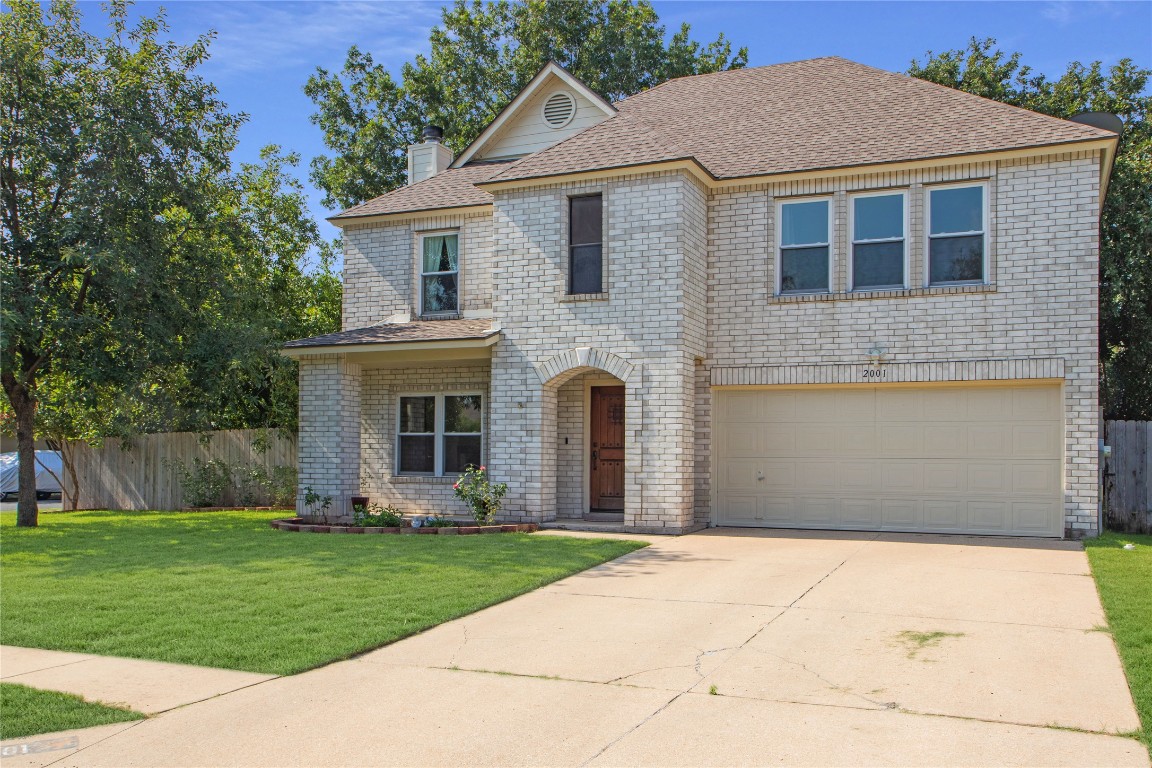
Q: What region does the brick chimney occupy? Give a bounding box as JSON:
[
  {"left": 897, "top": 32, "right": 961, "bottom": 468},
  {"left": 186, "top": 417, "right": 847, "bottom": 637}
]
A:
[{"left": 407, "top": 126, "right": 453, "bottom": 185}]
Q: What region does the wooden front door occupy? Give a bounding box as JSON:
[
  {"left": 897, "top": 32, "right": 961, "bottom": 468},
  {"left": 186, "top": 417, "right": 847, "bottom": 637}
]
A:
[{"left": 590, "top": 386, "right": 625, "bottom": 510}]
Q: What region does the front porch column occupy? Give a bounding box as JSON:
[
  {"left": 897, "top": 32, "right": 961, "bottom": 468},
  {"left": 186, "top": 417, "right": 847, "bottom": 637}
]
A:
[
  {"left": 297, "top": 353, "right": 362, "bottom": 522},
  {"left": 487, "top": 361, "right": 551, "bottom": 523}
]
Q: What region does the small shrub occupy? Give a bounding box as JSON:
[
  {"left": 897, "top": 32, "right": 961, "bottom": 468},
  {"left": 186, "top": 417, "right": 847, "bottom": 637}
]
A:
[
  {"left": 453, "top": 465, "right": 508, "bottom": 525},
  {"left": 303, "top": 486, "right": 333, "bottom": 520},
  {"left": 266, "top": 466, "right": 297, "bottom": 507},
  {"left": 168, "top": 458, "right": 231, "bottom": 507},
  {"left": 422, "top": 515, "right": 455, "bottom": 528},
  {"left": 352, "top": 502, "right": 403, "bottom": 527}
]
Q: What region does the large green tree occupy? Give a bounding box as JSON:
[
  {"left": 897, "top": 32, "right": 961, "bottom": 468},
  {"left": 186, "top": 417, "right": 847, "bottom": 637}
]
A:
[
  {"left": 909, "top": 38, "right": 1152, "bottom": 420},
  {"left": 306, "top": 0, "right": 747, "bottom": 209},
  {"left": 1, "top": 1, "right": 340, "bottom": 524},
  {"left": 1, "top": 0, "right": 242, "bottom": 525}
]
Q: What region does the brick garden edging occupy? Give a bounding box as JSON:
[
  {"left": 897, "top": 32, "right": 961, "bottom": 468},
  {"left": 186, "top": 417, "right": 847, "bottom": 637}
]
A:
[{"left": 269, "top": 518, "right": 539, "bottom": 535}]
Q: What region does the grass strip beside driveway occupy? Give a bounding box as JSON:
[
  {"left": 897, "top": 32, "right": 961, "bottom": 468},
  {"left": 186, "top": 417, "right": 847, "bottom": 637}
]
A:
[
  {"left": 0, "top": 683, "right": 143, "bottom": 740},
  {"left": 0, "top": 510, "right": 646, "bottom": 675},
  {"left": 1085, "top": 532, "right": 1152, "bottom": 749}
]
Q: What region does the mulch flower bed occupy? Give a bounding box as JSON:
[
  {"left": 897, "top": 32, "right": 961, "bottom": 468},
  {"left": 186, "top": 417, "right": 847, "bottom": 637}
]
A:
[{"left": 269, "top": 518, "right": 539, "bottom": 535}]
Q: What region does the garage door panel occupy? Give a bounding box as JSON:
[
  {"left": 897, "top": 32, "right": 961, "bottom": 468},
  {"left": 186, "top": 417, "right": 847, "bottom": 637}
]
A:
[
  {"left": 923, "top": 463, "right": 965, "bottom": 493},
  {"left": 794, "top": 425, "right": 839, "bottom": 454},
  {"left": 719, "top": 495, "right": 760, "bottom": 523},
  {"left": 834, "top": 390, "right": 876, "bottom": 422},
  {"left": 836, "top": 425, "right": 877, "bottom": 454},
  {"left": 882, "top": 499, "right": 920, "bottom": 529},
  {"left": 759, "top": 497, "right": 798, "bottom": 524},
  {"left": 1013, "top": 502, "right": 1060, "bottom": 535},
  {"left": 968, "top": 464, "right": 1009, "bottom": 494},
  {"left": 876, "top": 389, "right": 922, "bottom": 421},
  {"left": 839, "top": 462, "right": 880, "bottom": 492},
  {"left": 969, "top": 501, "right": 1010, "bottom": 531},
  {"left": 1011, "top": 463, "right": 1060, "bottom": 495},
  {"left": 722, "top": 460, "right": 763, "bottom": 491},
  {"left": 794, "top": 461, "right": 833, "bottom": 492},
  {"left": 881, "top": 462, "right": 922, "bottom": 493},
  {"left": 879, "top": 424, "right": 922, "bottom": 454},
  {"left": 722, "top": 424, "right": 769, "bottom": 457},
  {"left": 922, "top": 500, "right": 966, "bottom": 530},
  {"left": 967, "top": 388, "right": 1015, "bottom": 420},
  {"left": 968, "top": 425, "right": 1012, "bottom": 456},
  {"left": 714, "top": 385, "right": 1063, "bottom": 536},
  {"left": 1013, "top": 386, "right": 1061, "bottom": 419},
  {"left": 797, "top": 497, "right": 838, "bottom": 526},
  {"left": 842, "top": 498, "right": 881, "bottom": 527},
  {"left": 921, "top": 425, "right": 966, "bottom": 457},
  {"left": 1012, "top": 425, "right": 1061, "bottom": 458}
]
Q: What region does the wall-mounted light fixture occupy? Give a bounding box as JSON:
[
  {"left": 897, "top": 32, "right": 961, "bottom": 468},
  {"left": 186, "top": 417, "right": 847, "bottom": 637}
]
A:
[{"left": 867, "top": 342, "right": 889, "bottom": 365}]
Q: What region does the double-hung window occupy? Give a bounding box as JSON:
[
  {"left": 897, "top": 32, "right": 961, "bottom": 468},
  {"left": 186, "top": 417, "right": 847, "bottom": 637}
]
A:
[
  {"left": 397, "top": 394, "right": 483, "bottom": 476},
  {"left": 420, "top": 232, "right": 459, "bottom": 314},
  {"left": 927, "top": 184, "right": 986, "bottom": 285},
  {"left": 851, "top": 191, "right": 906, "bottom": 290},
  {"left": 568, "top": 194, "right": 603, "bottom": 294},
  {"left": 778, "top": 198, "right": 831, "bottom": 293}
]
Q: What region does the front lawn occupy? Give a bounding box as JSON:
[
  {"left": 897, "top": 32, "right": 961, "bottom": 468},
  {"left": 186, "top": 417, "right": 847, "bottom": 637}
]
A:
[
  {"left": 0, "top": 683, "right": 143, "bottom": 740},
  {"left": 1085, "top": 532, "right": 1152, "bottom": 748},
  {"left": 0, "top": 510, "right": 645, "bottom": 675}
]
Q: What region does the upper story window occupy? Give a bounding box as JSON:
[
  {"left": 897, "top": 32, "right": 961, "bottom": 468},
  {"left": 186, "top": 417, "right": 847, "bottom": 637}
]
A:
[
  {"left": 568, "top": 194, "right": 603, "bottom": 294},
  {"left": 397, "top": 394, "right": 483, "bottom": 476},
  {"left": 851, "top": 191, "right": 906, "bottom": 290},
  {"left": 927, "top": 184, "right": 986, "bottom": 285},
  {"left": 420, "top": 232, "right": 459, "bottom": 315},
  {"left": 778, "top": 198, "right": 831, "bottom": 294}
]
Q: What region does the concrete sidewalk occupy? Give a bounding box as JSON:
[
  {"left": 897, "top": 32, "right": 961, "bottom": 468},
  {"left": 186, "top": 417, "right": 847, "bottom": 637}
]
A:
[
  {"left": 1, "top": 529, "right": 1146, "bottom": 767},
  {"left": 0, "top": 646, "right": 276, "bottom": 714}
]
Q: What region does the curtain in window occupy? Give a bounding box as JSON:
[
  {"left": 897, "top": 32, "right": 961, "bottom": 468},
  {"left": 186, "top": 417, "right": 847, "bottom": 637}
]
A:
[{"left": 423, "top": 235, "right": 458, "bottom": 273}]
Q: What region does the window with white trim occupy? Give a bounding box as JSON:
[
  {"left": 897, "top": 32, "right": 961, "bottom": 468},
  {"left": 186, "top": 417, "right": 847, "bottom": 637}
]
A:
[
  {"left": 397, "top": 394, "right": 482, "bottom": 476},
  {"left": 927, "top": 184, "right": 986, "bottom": 285},
  {"left": 420, "top": 232, "right": 459, "bottom": 315},
  {"left": 778, "top": 198, "right": 831, "bottom": 293},
  {"left": 851, "top": 191, "right": 906, "bottom": 290}
]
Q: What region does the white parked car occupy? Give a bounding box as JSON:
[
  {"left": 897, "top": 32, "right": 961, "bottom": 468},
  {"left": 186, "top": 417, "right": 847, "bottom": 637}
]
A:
[{"left": 0, "top": 451, "right": 63, "bottom": 501}]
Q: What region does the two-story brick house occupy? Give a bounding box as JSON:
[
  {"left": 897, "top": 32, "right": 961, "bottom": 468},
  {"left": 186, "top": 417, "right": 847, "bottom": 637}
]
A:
[{"left": 284, "top": 57, "right": 1119, "bottom": 538}]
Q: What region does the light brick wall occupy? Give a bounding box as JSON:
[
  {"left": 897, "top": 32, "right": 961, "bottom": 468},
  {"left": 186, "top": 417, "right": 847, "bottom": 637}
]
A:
[
  {"left": 705, "top": 151, "right": 1101, "bottom": 536},
  {"left": 342, "top": 211, "right": 494, "bottom": 330},
  {"left": 297, "top": 354, "right": 361, "bottom": 521},
  {"left": 487, "top": 170, "right": 706, "bottom": 532},
  {"left": 360, "top": 363, "right": 491, "bottom": 518},
  {"left": 309, "top": 150, "right": 1101, "bottom": 537}
]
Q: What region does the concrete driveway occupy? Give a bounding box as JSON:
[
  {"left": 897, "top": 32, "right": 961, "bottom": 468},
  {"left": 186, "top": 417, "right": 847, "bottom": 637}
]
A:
[{"left": 6, "top": 529, "right": 1146, "bottom": 767}]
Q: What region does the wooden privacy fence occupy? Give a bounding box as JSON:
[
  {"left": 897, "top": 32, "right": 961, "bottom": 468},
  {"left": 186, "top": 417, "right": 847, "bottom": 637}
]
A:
[
  {"left": 1104, "top": 420, "right": 1152, "bottom": 534},
  {"left": 72, "top": 429, "right": 297, "bottom": 511}
]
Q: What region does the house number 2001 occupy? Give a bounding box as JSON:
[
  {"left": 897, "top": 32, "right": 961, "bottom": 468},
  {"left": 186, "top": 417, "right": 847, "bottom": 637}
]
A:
[{"left": 861, "top": 368, "right": 886, "bottom": 379}]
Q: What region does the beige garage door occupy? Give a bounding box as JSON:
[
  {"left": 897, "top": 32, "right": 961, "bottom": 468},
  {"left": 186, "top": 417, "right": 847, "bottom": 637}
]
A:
[{"left": 713, "top": 384, "right": 1064, "bottom": 537}]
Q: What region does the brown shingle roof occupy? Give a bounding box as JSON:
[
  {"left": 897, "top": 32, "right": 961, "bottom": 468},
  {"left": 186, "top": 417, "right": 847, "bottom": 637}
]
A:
[
  {"left": 329, "top": 57, "right": 1117, "bottom": 218},
  {"left": 330, "top": 163, "right": 505, "bottom": 221},
  {"left": 284, "top": 319, "right": 499, "bottom": 349},
  {"left": 485, "top": 57, "right": 1116, "bottom": 184}
]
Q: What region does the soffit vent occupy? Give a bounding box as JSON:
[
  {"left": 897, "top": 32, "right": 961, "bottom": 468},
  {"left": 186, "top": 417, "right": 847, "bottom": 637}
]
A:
[{"left": 542, "top": 91, "right": 577, "bottom": 129}]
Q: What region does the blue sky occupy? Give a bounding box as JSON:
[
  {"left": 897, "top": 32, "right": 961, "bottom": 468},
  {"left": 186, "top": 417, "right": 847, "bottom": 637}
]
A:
[{"left": 75, "top": 0, "right": 1152, "bottom": 247}]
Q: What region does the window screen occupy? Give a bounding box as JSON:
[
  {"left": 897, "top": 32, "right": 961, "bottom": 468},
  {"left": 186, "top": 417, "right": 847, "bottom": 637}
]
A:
[{"left": 569, "top": 195, "right": 603, "bottom": 294}]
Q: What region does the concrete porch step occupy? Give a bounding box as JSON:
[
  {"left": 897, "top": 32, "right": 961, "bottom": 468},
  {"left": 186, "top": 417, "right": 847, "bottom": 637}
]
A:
[{"left": 540, "top": 520, "right": 626, "bottom": 533}]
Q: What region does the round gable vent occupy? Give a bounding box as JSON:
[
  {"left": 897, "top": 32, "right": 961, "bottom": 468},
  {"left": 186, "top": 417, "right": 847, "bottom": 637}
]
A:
[{"left": 542, "top": 91, "right": 577, "bottom": 129}]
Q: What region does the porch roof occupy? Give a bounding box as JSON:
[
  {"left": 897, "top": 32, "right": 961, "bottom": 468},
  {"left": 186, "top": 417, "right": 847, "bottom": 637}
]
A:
[{"left": 282, "top": 319, "right": 501, "bottom": 359}]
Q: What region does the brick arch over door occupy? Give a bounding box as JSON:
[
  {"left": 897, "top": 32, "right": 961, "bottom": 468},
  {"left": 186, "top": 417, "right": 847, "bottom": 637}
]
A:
[{"left": 536, "top": 347, "right": 635, "bottom": 387}]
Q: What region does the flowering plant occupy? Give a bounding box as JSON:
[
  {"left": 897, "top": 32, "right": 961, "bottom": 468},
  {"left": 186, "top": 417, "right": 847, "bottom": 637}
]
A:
[{"left": 453, "top": 465, "right": 508, "bottom": 525}]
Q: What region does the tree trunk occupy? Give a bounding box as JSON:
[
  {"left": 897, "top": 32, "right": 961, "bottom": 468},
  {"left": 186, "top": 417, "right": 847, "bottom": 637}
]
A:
[{"left": 1, "top": 370, "right": 39, "bottom": 527}]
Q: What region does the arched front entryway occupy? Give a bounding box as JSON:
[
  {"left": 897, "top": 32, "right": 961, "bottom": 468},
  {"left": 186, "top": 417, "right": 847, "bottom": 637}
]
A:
[{"left": 538, "top": 348, "right": 637, "bottom": 524}]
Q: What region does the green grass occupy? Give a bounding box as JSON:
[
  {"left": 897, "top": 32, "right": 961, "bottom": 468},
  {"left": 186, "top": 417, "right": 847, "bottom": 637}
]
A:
[
  {"left": 0, "top": 510, "right": 646, "bottom": 675},
  {"left": 0, "top": 683, "right": 143, "bottom": 740},
  {"left": 1084, "top": 532, "right": 1152, "bottom": 748}
]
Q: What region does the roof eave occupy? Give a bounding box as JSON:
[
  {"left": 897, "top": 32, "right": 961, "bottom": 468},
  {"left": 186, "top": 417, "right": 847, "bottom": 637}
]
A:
[
  {"left": 327, "top": 203, "right": 493, "bottom": 228},
  {"left": 282, "top": 332, "right": 501, "bottom": 359}
]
